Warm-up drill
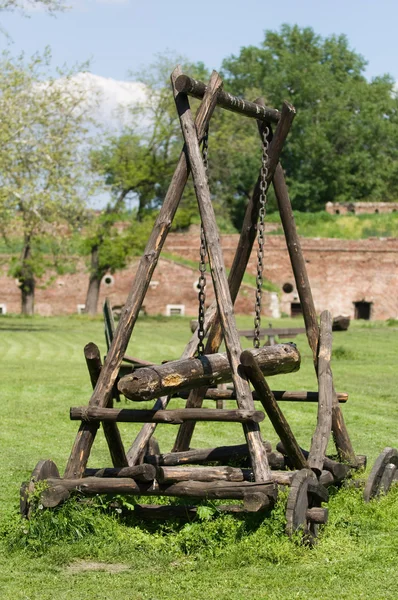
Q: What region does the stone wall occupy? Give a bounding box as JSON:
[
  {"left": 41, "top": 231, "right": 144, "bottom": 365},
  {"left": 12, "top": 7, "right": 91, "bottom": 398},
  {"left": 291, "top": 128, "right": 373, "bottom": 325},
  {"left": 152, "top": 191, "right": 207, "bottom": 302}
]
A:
[
  {"left": 1, "top": 233, "right": 397, "bottom": 320},
  {"left": 325, "top": 201, "right": 398, "bottom": 215}
]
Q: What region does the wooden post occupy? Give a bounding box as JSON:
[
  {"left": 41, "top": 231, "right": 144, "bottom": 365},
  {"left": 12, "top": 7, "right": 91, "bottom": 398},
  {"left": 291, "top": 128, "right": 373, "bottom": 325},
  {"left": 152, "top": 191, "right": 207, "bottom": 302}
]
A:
[
  {"left": 63, "top": 69, "right": 223, "bottom": 479},
  {"left": 64, "top": 343, "right": 127, "bottom": 477},
  {"left": 177, "top": 91, "right": 271, "bottom": 482},
  {"left": 240, "top": 350, "right": 307, "bottom": 470},
  {"left": 172, "top": 99, "right": 296, "bottom": 452},
  {"left": 272, "top": 162, "right": 358, "bottom": 465},
  {"left": 308, "top": 311, "right": 333, "bottom": 473}
]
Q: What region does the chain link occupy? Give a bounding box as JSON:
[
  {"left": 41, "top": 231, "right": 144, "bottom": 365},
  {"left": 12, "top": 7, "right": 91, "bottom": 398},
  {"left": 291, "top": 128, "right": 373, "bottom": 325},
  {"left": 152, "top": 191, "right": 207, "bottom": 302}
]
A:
[
  {"left": 197, "top": 130, "right": 209, "bottom": 357},
  {"left": 253, "top": 126, "right": 270, "bottom": 348}
]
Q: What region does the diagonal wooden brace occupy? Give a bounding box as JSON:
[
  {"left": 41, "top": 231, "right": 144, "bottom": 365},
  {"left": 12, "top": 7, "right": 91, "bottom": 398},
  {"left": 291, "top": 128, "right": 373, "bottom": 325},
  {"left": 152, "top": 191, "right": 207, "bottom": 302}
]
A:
[
  {"left": 64, "top": 68, "right": 223, "bottom": 479},
  {"left": 177, "top": 92, "right": 272, "bottom": 482},
  {"left": 172, "top": 100, "right": 296, "bottom": 452},
  {"left": 272, "top": 163, "right": 357, "bottom": 465}
]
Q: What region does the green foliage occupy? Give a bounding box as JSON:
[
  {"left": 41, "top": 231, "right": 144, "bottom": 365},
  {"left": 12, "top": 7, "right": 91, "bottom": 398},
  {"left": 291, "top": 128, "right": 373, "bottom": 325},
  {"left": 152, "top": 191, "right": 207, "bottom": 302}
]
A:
[
  {"left": 267, "top": 210, "right": 398, "bottom": 239},
  {"left": 333, "top": 345, "right": 357, "bottom": 360},
  {"left": 386, "top": 318, "right": 398, "bottom": 327},
  {"left": 222, "top": 24, "right": 398, "bottom": 217},
  {"left": 0, "top": 50, "right": 95, "bottom": 312},
  {"left": 80, "top": 211, "right": 154, "bottom": 277}
]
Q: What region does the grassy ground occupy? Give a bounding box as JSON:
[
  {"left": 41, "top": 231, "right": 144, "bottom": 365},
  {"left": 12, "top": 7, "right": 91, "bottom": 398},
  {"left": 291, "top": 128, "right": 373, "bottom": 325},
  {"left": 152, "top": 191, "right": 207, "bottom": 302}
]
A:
[{"left": 1, "top": 314, "right": 398, "bottom": 599}]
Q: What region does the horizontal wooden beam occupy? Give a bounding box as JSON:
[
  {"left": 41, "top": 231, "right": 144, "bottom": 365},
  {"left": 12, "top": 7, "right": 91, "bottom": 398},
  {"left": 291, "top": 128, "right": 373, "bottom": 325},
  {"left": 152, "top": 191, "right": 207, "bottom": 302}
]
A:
[
  {"left": 175, "top": 74, "right": 282, "bottom": 123},
  {"left": 84, "top": 464, "right": 156, "bottom": 481},
  {"left": 70, "top": 407, "right": 265, "bottom": 425},
  {"left": 41, "top": 477, "right": 278, "bottom": 508},
  {"left": 175, "top": 389, "right": 348, "bottom": 403},
  {"left": 145, "top": 445, "right": 285, "bottom": 469}
]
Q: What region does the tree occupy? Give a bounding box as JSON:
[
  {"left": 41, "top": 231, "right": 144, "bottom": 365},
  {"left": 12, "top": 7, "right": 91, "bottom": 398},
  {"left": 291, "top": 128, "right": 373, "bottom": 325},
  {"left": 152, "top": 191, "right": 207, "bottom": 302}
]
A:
[
  {"left": 83, "top": 56, "right": 210, "bottom": 315},
  {"left": 220, "top": 25, "right": 398, "bottom": 217},
  {"left": 0, "top": 50, "right": 95, "bottom": 314},
  {"left": 81, "top": 209, "right": 154, "bottom": 316}
]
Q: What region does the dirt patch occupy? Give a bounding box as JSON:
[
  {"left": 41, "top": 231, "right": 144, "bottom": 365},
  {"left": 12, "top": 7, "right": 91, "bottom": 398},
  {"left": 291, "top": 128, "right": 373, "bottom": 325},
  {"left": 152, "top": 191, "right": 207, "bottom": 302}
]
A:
[{"left": 66, "top": 560, "right": 129, "bottom": 574}]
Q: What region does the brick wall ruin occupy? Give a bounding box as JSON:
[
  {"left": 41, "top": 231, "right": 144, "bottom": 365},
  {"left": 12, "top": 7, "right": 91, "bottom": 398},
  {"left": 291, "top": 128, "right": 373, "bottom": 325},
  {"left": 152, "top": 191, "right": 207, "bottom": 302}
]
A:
[
  {"left": 1, "top": 233, "right": 397, "bottom": 320},
  {"left": 325, "top": 201, "right": 398, "bottom": 215}
]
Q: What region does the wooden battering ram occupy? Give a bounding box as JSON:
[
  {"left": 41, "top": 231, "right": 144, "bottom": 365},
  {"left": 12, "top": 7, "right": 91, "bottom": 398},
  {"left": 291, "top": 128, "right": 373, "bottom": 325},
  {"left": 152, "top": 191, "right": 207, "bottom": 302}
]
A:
[{"left": 21, "top": 68, "right": 397, "bottom": 542}]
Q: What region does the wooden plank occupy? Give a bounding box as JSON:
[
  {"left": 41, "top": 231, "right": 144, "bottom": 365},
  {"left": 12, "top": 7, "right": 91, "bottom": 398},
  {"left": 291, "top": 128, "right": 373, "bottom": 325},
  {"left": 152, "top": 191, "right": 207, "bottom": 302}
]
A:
[
  {"left": 172, "top": 99, "right": 296, "bottom": 453},
  {"left": 308, "top": 311, "right": 334, "bottom": 473},
  {"left": 63, "top": 69, "right": 223, "bottom": 479},
  {"left": 70, "top": 407, "right": 265, "bottom": 425},
  {"left": 118, "top": 344, "right": 300, "bottom": 402},
  {"left": 240, "top": 350, "right": 307, "bottom": 471},
  {"left": 175, "top": 74, "right": 281, "bottom": 123}
]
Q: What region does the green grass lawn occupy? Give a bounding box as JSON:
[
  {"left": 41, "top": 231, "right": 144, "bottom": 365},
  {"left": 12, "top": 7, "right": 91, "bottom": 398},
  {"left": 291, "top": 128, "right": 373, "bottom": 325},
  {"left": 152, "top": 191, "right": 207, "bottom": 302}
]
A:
[{"left": 1, "top": 314, "right": 397, "bottom": 599}]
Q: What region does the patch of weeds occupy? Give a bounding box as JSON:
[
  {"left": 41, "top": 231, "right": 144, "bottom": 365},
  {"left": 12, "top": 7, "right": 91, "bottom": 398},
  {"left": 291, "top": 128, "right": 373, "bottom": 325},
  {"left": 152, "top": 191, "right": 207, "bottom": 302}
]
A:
[
  {"left": 5, "top": 497, "right": 120, "bottom": 555},
  {"left": 386, "top": 318, "right": 398, "bottom": 327},
  {"left": 333, "top": 346, "right": 357, "bottom": 360}
]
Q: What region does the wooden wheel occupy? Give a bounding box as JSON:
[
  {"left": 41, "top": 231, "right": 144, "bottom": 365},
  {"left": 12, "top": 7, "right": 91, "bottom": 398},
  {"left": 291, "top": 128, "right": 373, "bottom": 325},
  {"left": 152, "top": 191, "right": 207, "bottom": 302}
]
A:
[
  {"left": 286, "top": 469, "right": 328, "bottom": 544},
  {"left": 363, "top": 447, "right": 398, "bottom": 502},
  {"left": 20, "top": 459, "right": 60, "bottom": 518}
]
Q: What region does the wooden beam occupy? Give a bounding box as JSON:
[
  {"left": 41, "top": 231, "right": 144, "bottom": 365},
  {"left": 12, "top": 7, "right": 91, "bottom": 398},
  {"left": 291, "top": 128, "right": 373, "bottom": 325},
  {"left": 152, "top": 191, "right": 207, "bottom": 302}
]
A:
[
  {"left": 240, "top": 350, "right": 307, "bottom": 471},
  {"left": 64, "top": 343, "right": 127, "bottom": 478},
  {"left": 175, "top": 74, "right": 281, "bottom": 123},
  {"left": 70, "top": 407, "right": 265, "bottom": 425},
  {"left": 175, "top": 389, "right": 348, "bottom": 403},
  {"left": 172, "top": 99, "right": 296, "bottom": 453},
  {"left": 63, "top": 69, "right": 223, "bottom": 479},
  {"left": 308, "top": 311, "right": 333, "bottom": 473},
  {"left": 272, "top": 162, "right": 358, "bottom": 466},
  {"left": 145, "top": 445, "right": 285, "bottom": 470},
  {"left": 84, "top": 464, "right": 156, "bottom": 481}
]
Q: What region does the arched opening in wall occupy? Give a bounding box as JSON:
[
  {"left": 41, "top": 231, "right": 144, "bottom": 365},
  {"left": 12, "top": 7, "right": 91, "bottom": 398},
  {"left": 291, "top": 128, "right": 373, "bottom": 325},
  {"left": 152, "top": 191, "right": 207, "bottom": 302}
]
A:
[
  {"left": 335, "top": 209, "right": 340, "bottom": 215},
  {"left": 393, "top": 209, "right": 397, "bottom": 213},
  {"left": 290, "top": 302, "right": 303, "bottom": 318},
  {"left": 375, "top": 209, "right": 379, "bottom": 214},
  {"left": 354, "top": 301, "right": 372, "bottom": 320}
]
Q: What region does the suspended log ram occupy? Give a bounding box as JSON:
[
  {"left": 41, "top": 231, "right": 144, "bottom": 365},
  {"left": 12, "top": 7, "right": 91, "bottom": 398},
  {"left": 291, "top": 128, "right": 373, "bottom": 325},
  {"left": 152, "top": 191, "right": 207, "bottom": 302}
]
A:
[{"left": 118, "top": 343, "right": 300, "bottom": 402}]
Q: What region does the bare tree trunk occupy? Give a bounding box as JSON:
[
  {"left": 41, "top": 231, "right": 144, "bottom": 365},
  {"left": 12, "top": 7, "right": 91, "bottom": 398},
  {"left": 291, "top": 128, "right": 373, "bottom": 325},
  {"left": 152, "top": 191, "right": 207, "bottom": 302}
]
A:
[
  {"left": 20, "top": 239, "right": 35, "bottom": 316},
  {"left": 84, "top": 246, "right": 103, "bottom": 315}
]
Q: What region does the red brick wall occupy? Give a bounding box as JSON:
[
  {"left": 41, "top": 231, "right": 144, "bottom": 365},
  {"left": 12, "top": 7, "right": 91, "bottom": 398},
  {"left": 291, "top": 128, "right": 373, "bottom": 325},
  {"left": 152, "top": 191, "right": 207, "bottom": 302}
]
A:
[{"left": 1, "top": 234, "right": 397, "bottom": 320}]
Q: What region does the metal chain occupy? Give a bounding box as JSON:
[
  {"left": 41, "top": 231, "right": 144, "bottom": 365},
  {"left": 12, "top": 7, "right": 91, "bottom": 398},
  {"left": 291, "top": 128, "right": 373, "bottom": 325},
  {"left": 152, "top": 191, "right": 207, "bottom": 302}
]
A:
[
  {"left": 197, "top": 130, "right": 209, "bottom": 357},
  {"left": 253, "top": 126, "right": 270, "bottom": 348}
]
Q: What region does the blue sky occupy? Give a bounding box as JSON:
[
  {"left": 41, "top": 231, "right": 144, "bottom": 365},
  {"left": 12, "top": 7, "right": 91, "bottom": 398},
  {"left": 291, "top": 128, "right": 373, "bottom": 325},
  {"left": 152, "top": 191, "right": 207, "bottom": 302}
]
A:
[{"left": 1, "top": 0, "right": 398, "bottom": 83}]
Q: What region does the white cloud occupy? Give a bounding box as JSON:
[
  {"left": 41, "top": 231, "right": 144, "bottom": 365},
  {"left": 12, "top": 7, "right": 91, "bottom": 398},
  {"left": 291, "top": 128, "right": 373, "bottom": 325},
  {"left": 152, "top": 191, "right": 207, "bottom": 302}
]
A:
[{"left": 54, "top": 72, "right": 150, "bottom": 131}]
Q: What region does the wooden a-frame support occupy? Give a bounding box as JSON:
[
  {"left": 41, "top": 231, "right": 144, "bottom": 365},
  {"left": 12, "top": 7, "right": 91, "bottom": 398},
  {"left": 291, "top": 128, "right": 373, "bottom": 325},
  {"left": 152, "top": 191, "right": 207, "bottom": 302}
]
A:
[{"left": 64, "top": 66, "right": 357, "bottom": 486}]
